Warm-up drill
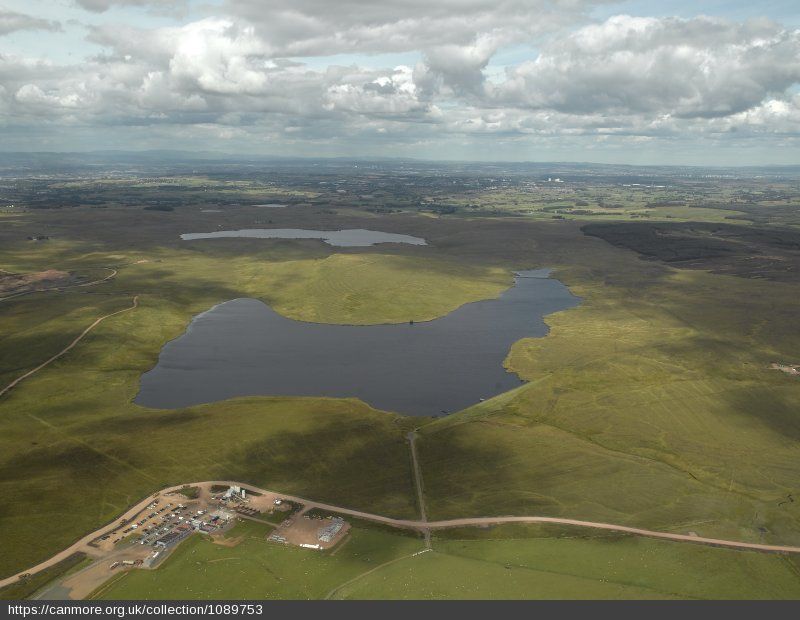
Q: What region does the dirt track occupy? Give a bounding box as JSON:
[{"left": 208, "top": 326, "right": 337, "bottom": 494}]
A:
[
  {"left": 0, "top": 267, "right": 118, "bottom": 302},
  {"left": 407, "top": 431, "right": 431, "bottom": 548},
  {"left": 4, "top": 478, "right": 800, "bottom": 592},
  {"left": 0, "top": 294, "right": 138, "bottom": 400}
]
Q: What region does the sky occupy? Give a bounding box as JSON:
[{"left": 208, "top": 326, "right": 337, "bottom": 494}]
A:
[{"left": 0, "top": 1, "right": 798, "bottom": 164}]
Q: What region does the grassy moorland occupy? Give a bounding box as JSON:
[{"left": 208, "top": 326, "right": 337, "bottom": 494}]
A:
[
  {"left": 1, "top": 202, "right": 800, "bottom": 597},
  {"left": 0, "top": 225, "right": 512, "bottom": 578},
  {"left": 424, "top": 218, "right": 800, "bottom": 551},
  {"left": 418, "top": 251, "right": 800, "bottom": 545}
]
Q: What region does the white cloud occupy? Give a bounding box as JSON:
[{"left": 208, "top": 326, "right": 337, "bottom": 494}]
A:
[
  {"left": 492, "top": 15, "right": 800, "bottom": 119},
  {"left": 74, "top": 0, "right": 185, "bottom": 13},
  {"left": 324, "top": 65, "right": 431, "bottom": 116},
  {"left": 0, "top": 9, "right": 61, "bottom": 35},
  {"left": 0, "top": 3, "right": 798, "bottom": 159},
  {"left": 167, "top": 18, "right": 271, "bottom": 95},
  {"left": 224, "top": 0, "right": 601, "bottom": 55},
  {"left": 712, "top": 96, "right": 800, "bottom": 135},
  {"left": 15, "top": 83, "right": 81, "bottom": 108}
]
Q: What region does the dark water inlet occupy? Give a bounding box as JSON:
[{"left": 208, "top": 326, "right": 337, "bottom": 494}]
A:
[{"left": 135, "top": 269, "right": 579, "bottom": 417}]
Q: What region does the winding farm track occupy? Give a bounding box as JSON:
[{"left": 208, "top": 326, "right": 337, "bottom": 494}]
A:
[
  {"left": 0, "top": 294, "right": 138, "bottom": 400},
  {"left": 3, "top": 479, "right": 800, "bottom": 591}
]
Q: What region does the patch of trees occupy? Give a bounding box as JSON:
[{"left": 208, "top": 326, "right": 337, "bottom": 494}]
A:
[
  {"left": 646, "top": 200, "right": 687, "bottom": 207},
  {"left": 582, "top": 222, "right": 736, "bottom": 261},
  {"left": 423, "top": 204, "right": 459, "bottom": 215}
]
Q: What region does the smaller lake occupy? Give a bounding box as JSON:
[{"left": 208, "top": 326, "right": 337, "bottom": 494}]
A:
[
  {"left": 180, "top": 228, "right": 427, "bottom": 247},
  {"left": 136, "top": 270, "right": 580, "bottom": 416}
]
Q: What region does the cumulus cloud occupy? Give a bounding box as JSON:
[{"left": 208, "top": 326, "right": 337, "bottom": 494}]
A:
[
  {"left": 710, "top": 95, "right": 800, "bottom": 136},
  {"left": 414, "top": 34, "right": 500, "bottom": 99},
  {"left": 491, "top": 15, "right": 800, "bottom": 119},
  {"left": 74, "top": 0, "right": 185, "bottom": 13},
  {"left": 1, "top": 2, "right": 798, "bottom": 157},
  {"left": 324, "top": 65, "right": 432, "bottom": 117},
  {"left": 225, "top": 0, "right": 599, "bottom": 54},
  {"left": 167, "top": 18, "right": 273, "bottom": 95},
  {"left": 1, "top": 17, "right": 431, "bottom": 130},
  {"left": 0, "top": 9, "right": 61, "bottom": 35}
]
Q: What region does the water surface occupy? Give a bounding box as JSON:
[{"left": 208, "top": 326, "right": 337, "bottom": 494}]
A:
[
  {"left": 136, "top": 270, "right": 579, "bottom": 416},
  {"left": 180, "top": 228, "right": 427, "bottom": 247}
]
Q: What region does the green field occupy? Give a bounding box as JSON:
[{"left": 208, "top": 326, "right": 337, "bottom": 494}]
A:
[
  {"left": 92, "top": 522, "right": 800, "bottom": 600},
  {"left": 0, "top": 553, "right": 90, "bottom": 601},
  {"left": 2, "top": 198, "right": 800, "bottom": 598},
  {"left": 337, "top": 534, "right": 800, "bottom": 599},
  {"left": 93, "top": 521, "right": 424, "bottom": 600}
]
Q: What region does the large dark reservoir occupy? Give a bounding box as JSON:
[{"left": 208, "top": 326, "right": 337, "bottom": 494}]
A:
[{"left": 135, "top": 269, "right": 579, "bottom": 416}]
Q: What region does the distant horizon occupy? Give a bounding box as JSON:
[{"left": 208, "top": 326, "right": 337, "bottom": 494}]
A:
[{"left": 1, "top": 148, "right": 800, "bottom": 171}]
